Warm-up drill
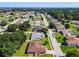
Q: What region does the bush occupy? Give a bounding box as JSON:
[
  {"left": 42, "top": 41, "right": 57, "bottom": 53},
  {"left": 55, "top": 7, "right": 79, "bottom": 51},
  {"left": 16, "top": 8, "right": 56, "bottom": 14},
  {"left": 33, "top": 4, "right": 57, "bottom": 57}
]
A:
[
  {"left": 65, "top": 24, "right": 70, "bottom": 29},
  {"left": 7, "top": 24, "right": 17, "bottom": 32}
]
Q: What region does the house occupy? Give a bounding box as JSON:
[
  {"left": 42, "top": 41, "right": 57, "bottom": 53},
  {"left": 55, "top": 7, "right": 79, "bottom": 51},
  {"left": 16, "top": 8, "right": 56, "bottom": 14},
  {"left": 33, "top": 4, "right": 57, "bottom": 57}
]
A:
[
  {"left": 53, "top": 21, "right": 75, "bottom": 37},
  {"left": 72, "top": 21, "right": 79, "bottom": 25},
  {"left": 66, "top": 36, "right": 79, "bottom": 47},
  {"left": 31, "top": 32, "right": 44, "bottom": 40},
  {"left": 27, "top": 41, "right": 46, "bottom": 55}
]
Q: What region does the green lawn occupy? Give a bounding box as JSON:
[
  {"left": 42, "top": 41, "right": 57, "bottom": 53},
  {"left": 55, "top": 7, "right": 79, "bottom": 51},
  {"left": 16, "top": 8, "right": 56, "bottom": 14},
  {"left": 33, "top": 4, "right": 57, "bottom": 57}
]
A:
[
  {"left": 25, "top": 33, "right": 31, "bottom": 40},
  {"left": 26, "top": 28, "right": 32, "bottom": 32},
  {"left": 38, "top": 54, "right": 53, "bottom": 57},
  {"left": 70, "top": 22, "right": 78, "bottom": 32},
  {"left": 24, "top": 28, "right": 32, "bottom": 40},
  {"left": 29, "top": 19, "right": 34, "bottom": 25},
  {"left": 53, "top": 32, "right": 64, "bottom": 43},
  {"left": 60, "top": 45, "right": 77, "bottom": 53},
  {"left": 64, "top": 21, "right": 79, "bottom": 33},
  {"left": 0, "top": 15, "right": 12, "bottom": 20},
  {"left": 12, "top": 42, "right": 33, "bottom": 57},
  {"left": 69, "top": 22, "right": 79, "bottom": 36},
  {"left": 40, "top": 37, "right": 52, "bottom": 50}
]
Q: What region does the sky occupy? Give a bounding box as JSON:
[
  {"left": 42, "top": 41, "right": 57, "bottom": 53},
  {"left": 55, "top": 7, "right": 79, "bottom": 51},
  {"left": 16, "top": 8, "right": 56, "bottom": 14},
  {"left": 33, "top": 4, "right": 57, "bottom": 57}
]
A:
[{"left": 0, "top": 2, "right": 79, "bottom": 8}]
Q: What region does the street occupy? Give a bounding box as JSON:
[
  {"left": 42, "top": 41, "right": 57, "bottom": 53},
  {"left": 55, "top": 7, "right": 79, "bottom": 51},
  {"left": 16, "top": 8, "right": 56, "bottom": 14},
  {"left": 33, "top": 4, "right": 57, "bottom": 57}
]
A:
[
  {"left": 42, "top": 14, "right": 65, "bottom": 57},
  {"left": 48, "top": 29, "right": 65, "bottom": 57}
]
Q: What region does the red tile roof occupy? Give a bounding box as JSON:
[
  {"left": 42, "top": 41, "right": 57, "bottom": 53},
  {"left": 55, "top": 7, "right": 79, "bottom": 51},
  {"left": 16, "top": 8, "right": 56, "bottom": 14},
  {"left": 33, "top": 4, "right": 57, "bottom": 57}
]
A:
[
  {"left": 27, "top": 41, "right": 46, "bottom": 54},
  {"left": 66, "top": 36, "right": 79, "bottom": 45}
]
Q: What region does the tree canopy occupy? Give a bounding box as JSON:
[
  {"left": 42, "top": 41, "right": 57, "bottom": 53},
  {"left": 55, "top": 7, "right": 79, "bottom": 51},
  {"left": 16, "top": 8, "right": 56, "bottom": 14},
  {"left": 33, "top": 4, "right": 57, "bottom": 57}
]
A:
[
  {"left": 7, "top": 24, "right": 17, "bottom": 32},
  {"left": 0, "top": 31, "right": 26, "bottom": 57},
  {"left": 19, "top": 21, "right": 31, "bottom": 31},
  {"left": 66, "top": 49, "right": 79, "bottom": 57}
]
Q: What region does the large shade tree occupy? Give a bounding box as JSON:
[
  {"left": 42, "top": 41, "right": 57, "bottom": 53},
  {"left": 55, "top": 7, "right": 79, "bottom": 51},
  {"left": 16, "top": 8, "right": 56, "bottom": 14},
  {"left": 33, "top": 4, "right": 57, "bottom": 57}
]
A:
[{"left": 19, "top": 21, "right": 31, "bottom": 31}]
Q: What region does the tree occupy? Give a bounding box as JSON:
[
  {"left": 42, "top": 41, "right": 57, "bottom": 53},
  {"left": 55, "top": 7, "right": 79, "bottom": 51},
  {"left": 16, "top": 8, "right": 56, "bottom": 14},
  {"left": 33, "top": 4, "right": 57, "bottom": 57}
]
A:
[
  {"left": 19, "top": 21, "right": 31, "bottom": 31},
  {"left": 65, "top": 24, "right": 70, "bottom": 29},
  {"left": 40, "top": 28, "right": 48, "bottom": 37},
  {"left": 66, "top": 49, "right": 79, "bottom": 57},
  {"left": 77, "top": 27, "right": 79, "bottom": 31},
  {"left": 40, "top": 28, "right": 48, "bottom": 34},
  {"left": 10, "top": 12, "right": 14, "bottom": 15},
  {"left": 49, "top": 22, "right": 55, "bottom": 29},
  {"left": 0, "top": 31, "right": 26, "bottom": 57},
  {"left": 65, "top": 14, "right": 73, "bottom": 20},
  {"left": 9, "top": 18, "right": 14, "bottom": 22},
  {"left": 7, "top": 24, "right": 17, "bottom": 32},
  {"left": 0, "top": 20, "right": 7, "bottom": 26}
]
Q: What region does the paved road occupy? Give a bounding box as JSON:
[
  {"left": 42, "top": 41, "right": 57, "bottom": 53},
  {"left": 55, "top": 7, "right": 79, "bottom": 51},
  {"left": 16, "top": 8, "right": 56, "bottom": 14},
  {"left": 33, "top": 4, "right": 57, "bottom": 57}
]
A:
[
  {"left": 41, "top": 14, "right": 49, "bottom": 26},
  {"left": 0, "top": 18, "right": 21, "bottom": 32},
  {"left": 43, "top": 14, "right": 65, "bottom": 57},
  {"left": 0, "top": 13, "right": 30, "bottom": 33},
  {"left": 48, "top": 29, "right": 65, "bottom": 57}
]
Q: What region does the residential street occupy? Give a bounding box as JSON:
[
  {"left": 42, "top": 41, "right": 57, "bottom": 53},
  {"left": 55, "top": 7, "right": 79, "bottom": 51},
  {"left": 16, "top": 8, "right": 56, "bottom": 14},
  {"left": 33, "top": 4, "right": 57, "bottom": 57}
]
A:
[
  {"left": 0, "top": 7, "right": 79, "bottom": 57},
  {"left": 0, "top": 13, "right": 30, "bottom": 33},
  {"left": 0, "top": 18, "right": 21, "bottom": 32},
  {"left": 42, "top": 14, "right": 65, "bottom": 56},
  {"left": 48, "top": 29, "right": 65, "bottom": 57}
]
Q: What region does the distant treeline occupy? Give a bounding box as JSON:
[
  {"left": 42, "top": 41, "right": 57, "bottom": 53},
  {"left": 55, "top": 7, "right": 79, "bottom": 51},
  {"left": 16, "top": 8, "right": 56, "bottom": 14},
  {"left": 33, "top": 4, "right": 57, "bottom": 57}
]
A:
[{"left": 4, "top": 8, "right": 79, "bottom": 20}]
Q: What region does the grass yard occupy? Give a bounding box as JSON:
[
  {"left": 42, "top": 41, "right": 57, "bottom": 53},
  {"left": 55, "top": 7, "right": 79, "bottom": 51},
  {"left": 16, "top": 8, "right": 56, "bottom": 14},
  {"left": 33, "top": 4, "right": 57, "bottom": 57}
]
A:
[
  {"left": 70, "top": 22, "right": 78, "bottom": 32},
  {"left": 12, "top": 42, "right": 33, "bottom": 57},
  {"left": 60, "top": 45, "right": 77, "bottom": 53},
  {"left": 64, "top": 21, "right": 79, "bottom": 33},
  {"left": 40, "top": 37, "right": 52, "bottom": 50},
  {"left": 26, "top": 28, "right": 32, "bottom": 32},
  {"left": 69, "top": 22, "right": 79, "bottom": 36},
  {"left": 29, "top": 19, "right": 34, "bottom": 25},
  {"left": 53, "top": 32, "right": 64, "bottom": 43},
  {"left": 25, "top": 33, "right": 31, "bottom": 40},
  {"left": 24, "top": 28, "right": 32, "bottom": 40},
  {"left": 38, "top": 54, "right": 53, "bottom": 57},
  {"left": 0, "top": 15, "right": 12, "bottom": 20}
]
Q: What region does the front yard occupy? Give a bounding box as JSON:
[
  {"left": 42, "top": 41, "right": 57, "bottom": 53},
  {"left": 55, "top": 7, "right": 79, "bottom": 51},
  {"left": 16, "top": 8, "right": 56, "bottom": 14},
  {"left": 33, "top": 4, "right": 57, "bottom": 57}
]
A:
[
  {"left": 64, "top": 21, "right": 79, "bottom": 33},
  {"left": 40, "top": 37, "right": 52, "bottom": 50},
  {"left": 38, "top": 54, "right": 53, "bottom": 57},
  {"left": 60, "top": 45, "right": 77, "bottom": 53},
  {"left": 53, "top": 32, "right": 65, "bottom": 43},
  {"left": 0, "top": 15, "right": 12, "bottom": 20},
  {"left": 70, "top": 22, "right": 78, "bottom": 32}
]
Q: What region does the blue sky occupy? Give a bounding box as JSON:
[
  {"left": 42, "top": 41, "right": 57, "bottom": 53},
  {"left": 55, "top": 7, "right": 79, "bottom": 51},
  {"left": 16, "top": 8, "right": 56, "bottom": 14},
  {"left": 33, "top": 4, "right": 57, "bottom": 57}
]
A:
[{"left": 0, "top": 2, "right": 79, "bottom": 8}]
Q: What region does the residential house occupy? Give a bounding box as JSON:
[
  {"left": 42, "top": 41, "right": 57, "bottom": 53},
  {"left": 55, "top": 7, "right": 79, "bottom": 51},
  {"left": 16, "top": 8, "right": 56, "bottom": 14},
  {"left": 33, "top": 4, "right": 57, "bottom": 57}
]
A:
[
  {"left": 66, "top": 36, "right": 79, "bottom": 47},
  {"left": 31, "top": 32, "right": 44, "bottom": 40},
  {"left": 27, "top": 42, "right": 46, "bottom": 55}
]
